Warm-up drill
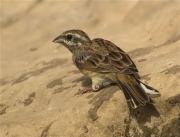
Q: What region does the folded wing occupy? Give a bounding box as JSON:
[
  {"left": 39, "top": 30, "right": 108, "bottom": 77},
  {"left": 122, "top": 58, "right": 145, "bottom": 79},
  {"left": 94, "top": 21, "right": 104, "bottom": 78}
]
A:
[{"left": 73, "top": 38, "right": 138, "bottom": 74}]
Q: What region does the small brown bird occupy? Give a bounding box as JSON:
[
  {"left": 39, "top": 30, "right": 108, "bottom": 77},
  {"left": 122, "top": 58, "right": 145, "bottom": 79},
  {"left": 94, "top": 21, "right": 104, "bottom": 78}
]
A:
[{"left": 52, "top": 29, "right": 160, "bottom": 109}]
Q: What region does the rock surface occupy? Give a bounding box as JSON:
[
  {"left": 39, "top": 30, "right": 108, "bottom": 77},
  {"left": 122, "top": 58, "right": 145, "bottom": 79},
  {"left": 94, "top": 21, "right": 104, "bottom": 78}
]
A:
[{"left": 1, "top": 0, "right": 180, "bottom": 137}]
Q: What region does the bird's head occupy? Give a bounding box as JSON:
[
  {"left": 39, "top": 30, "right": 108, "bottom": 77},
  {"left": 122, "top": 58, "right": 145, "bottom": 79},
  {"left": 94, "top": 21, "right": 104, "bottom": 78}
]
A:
[{"left": 52, "top": 30, "right": 91, "bottom": 53}]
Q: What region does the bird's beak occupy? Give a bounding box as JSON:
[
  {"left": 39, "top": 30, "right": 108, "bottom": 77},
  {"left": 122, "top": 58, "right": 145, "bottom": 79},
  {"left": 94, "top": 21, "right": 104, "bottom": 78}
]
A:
[{"left": 52, "top": 35, "right": 62, "bottom": 43}]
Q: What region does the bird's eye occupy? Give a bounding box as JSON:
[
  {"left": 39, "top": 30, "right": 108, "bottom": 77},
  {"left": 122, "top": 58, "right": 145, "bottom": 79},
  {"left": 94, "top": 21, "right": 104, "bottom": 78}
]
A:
[{"left": 67, "top": 35, "right": 72, "bottom": 41}]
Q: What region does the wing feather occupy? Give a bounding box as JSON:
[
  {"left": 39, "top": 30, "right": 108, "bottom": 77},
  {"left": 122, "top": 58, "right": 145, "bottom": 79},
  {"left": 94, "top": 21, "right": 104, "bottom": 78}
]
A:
[{"left": 73, "top": 38, "right": 138, "bottom": 73}]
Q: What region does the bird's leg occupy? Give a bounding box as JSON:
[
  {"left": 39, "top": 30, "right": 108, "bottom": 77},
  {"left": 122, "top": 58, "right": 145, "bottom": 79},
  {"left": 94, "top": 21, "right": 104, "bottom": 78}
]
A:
[
  {"left": 74, "top": 87, "right": 93, "bottom": 95},
  {"left": 74, "top": 82, "right": 112, "bottom": 95},
  {"left": 74, "top": 83, "right": 101, "bottom": 95}
]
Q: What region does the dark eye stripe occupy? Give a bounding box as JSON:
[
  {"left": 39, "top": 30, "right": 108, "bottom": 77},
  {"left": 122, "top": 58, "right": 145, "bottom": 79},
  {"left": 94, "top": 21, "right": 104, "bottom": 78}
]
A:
[{"left": 67, "top": 35, "right": 72, "bottom": 40}]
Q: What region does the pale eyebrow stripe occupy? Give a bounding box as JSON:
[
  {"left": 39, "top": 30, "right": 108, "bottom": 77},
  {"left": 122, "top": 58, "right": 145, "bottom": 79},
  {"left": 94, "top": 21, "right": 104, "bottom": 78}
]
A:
[
  {"left": 72, "top": 33, "right": 88, "bottom": 42},
  {"left": 74, "top": 30, "right": 90, "bottom": 41},
  {"left": 65, "top": 30, "right": 91, "bottom": 42}
]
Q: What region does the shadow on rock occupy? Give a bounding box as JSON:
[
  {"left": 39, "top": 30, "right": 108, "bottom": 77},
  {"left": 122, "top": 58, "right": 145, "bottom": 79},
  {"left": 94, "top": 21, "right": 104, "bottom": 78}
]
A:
[
  {"left": 88, "top": 85, "right": 119, "bottom": 121},
  {"left": 161, "top": 116, "right": 180, "bottom": 137},
  {"left": 128, "top": 103, "right": 160, "bottom": 128},
  {"left": 72, "top": 76, "right": 92, "bottom": 87}
]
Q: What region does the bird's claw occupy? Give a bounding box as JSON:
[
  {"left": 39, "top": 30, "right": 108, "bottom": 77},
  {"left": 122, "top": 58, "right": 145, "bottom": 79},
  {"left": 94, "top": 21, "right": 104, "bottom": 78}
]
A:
[{"left": 74, "top": 87, "right": 93, "bottom": 95}]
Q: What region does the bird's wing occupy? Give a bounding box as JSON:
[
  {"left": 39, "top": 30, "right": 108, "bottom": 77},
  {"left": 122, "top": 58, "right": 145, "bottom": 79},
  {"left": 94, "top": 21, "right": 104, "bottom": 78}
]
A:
[{"left": 73, "top": 38, "right": 138, "bottom": 74}]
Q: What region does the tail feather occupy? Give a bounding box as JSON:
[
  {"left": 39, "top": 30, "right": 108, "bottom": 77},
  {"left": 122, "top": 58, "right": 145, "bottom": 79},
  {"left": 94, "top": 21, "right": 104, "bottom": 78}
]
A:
[
  {"left": 128, "top": 84, "right": 150, "bottom": 104},
  {"left": 118, "top": 81, "right": 141, "bottom": 108},
  {"left": 117, "top": 74, "right": 158, "bottom": 109},
  {"left": 117, "top": 81, "right": 131, "bottom": 101},
  {"left": 137, "top": 80, "right": 160, "bottom": 97}
]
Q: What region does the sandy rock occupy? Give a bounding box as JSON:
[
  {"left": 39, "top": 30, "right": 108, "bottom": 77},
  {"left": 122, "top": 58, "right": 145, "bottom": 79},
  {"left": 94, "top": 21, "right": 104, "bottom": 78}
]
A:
[{"left": 1, "top": 1, "right": 180, "bottom": 137}]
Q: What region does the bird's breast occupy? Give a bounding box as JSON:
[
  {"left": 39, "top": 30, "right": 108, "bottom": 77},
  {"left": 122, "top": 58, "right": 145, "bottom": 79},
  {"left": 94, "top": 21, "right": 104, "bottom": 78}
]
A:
[{"left": 81, "top": 69, "right": 116, "bottom": 83}]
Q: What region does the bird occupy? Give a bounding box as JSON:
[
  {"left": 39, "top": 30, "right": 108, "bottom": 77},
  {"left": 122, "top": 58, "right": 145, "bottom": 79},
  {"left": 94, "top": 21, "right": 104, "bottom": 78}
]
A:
[{"left": 52, "top": 29, "right": 160, "bottom": 109}]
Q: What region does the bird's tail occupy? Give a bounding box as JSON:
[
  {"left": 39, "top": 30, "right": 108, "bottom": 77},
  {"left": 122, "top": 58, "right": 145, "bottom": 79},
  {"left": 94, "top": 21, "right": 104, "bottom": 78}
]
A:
[{"left": 116, "top": 74, "right": 160, "bottom": 109}]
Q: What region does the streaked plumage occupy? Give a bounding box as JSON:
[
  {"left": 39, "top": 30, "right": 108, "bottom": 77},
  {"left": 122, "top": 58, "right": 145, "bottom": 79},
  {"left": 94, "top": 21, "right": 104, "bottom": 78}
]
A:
[{"left": 52, "top": 29, "right": 160, "bottom": 109}]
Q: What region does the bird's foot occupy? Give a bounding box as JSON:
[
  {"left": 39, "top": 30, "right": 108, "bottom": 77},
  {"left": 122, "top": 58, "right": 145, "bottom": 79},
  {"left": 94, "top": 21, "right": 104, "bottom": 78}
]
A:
[{"left": 74, "top": 87, "right": 93, "bottom": 95}]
